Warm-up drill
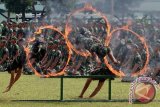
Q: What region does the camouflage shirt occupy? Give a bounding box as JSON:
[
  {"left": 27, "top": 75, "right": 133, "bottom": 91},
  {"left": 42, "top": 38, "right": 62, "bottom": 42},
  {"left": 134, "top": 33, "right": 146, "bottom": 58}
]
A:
[
  {"left": 131, "top": 52, "right": 142, "bottom": 69},
  {"left": 90, "top": 43, "right": 110, "bottom": 68},
  {"left": 90, "top": 43, "right": 110, "bottom": 61},
  {"left": 0, "top": 47, "right": 9, "bottom": 60},
  {"left": 9, "top": 44, "right": 19, "bottom": 59}
]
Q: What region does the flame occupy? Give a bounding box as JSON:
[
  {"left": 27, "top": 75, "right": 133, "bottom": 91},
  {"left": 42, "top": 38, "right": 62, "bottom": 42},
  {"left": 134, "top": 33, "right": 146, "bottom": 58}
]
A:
[
  {"left": 104, "top": 57, "right": 125, "bottom": 77},
  {"left": 64, "top": 25, "right": 72, "bottom": 38},
  {"left": 121, "top": 19, "right": 133, "bottom": 30},
  {"left": 105, "top": 27, "right": 150, "bottom": 77},
  {"left": 34, "top": 29, "right": 42, "bottom": 34},
  {"left": 27, "top": 37, "right": 35, "bottom": 43},
  {"left": 66, "top": 40, "right": 91, "bottom": 57},
  {"left": 25, "top": 25, "right": 72, "bottom": 77},
  {"left": 65, "top": 3, "right": 111, "bottom": 56},
  {"left": 84, "top": 3, "right": 93, "bottom": 10},
  {"left": 24, "top": 4, "right": 150, "bottom": 78}
]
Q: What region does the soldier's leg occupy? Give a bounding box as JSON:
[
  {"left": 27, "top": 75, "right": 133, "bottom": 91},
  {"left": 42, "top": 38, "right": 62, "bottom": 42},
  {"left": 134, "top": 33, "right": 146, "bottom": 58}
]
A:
[
  {"left": 13, "top": 68, "right": 23, "bottom": 84},
  {"left": 79, "top": 78, "right": 92, "bottom": 98},
  {"left": 3, "top": 70, "right": 15, "bottom": 93},
  {"left": 89, "top": 80, "right": 105, "bottom": 98}
]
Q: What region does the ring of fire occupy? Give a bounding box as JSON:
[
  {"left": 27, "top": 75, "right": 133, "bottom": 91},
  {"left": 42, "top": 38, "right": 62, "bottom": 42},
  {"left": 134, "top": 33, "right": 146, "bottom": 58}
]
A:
[
  {"left": 104, "top": 27, "right": 150, "bottom": 77},
  {"left": 65, "top": 4, "right": 111, "bottom": 57},
  {"left": 25, "top": 25, "right": 72, "bottom": 77}
]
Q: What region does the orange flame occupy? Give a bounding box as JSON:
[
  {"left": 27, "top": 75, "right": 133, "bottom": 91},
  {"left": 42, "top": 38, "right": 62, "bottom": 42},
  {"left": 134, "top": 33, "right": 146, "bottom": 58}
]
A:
[
  {"left": 104, "top": 57, "right": 125, "bottom": 77},
  {"left": 84, "top": 3, "right": 94, "bottom": 10},
  {"left": 27, "top": 37, "right": 35, "bottom": 43},
  {"left": 105, "top": 27, "right": 150, "bottom": 77},
  {"left": 25, "top": 25, "right": 72, "bottom": 77},
  {"left": 65, "top": 3, "right": 111, "bottom": 57},
  {"left": 34, "top": 29, "right": 42, "bottom": 34},
  {"left": 64, "top": 25, "right": 72, "bottom": 39},
  {"left": 25, "top": 4, "right": 150, "bottom": 78}
]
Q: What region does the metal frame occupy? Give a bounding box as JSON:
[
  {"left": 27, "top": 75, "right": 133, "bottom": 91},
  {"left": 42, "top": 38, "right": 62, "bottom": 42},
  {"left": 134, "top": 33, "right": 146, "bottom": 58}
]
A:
[
  {"left": 55, "top": 75, "right": 115, "bottom": 101},
  {"left": 12, "top": 75, "right": 121, "bottom": 102}
]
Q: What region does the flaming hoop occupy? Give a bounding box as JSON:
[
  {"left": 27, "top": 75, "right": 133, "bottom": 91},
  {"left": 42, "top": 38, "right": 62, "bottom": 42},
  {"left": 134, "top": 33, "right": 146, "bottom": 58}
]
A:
[
  {"left": 25, "top": 25, "right": 72, "bottom": 77},
  {"left": 65, "top": 3, "right": 111, "bottom": 57},
  {"left": 105, "top": 27, "right": 150, "bottom": 77}
]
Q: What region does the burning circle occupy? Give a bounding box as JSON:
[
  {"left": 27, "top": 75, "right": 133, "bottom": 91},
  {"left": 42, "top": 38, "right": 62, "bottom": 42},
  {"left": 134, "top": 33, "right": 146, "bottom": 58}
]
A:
[
  {"left": 65, "top": 4, "right": 111, "bottom": 57},
  {"left": 104, "top": 27, "right": 150, "bottom": 77},
  {"left": 25, "top": 25, "right": 71, "bottom": 77}
]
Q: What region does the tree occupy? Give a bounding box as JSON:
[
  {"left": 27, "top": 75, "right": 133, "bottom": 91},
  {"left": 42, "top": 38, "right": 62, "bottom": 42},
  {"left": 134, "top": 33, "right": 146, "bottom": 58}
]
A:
[{"left": 3, "top": 0, "right": 33, "bottom": 22}]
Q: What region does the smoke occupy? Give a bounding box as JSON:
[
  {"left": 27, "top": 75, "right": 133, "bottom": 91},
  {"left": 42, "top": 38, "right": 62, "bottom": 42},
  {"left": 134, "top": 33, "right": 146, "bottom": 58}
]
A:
[
  {"left": 43, "top": 0, "right": 160, "bottom": 75},
  {"left": 45, "top": 0, "right": 109, "bottom": 21},
  {"left": 44, "top": 0, "right": 147, "bottom": 25}
]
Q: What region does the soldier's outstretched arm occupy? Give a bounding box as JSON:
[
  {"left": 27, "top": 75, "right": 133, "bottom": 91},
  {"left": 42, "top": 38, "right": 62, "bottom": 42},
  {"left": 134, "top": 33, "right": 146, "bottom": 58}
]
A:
[{"left": 108, "top": 49, "right": 119, "bottom": 64}]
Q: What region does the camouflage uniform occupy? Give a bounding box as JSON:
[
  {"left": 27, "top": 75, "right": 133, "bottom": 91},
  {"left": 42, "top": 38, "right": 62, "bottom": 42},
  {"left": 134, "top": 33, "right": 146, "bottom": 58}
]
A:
[
  {"left": 131, "top": 52, "right": 142, "bottom": 73},
  {"left": 30, "top": 39, "right": 45, "bottom": 62},
  {"left": 89, "top": 43, "right": 115, "bottom": 81},
  {"left": 7, "top": 37, "right": 20, "bottom": 72},
  {"left": 47, "top": 41, "right": 62, "bottom": 70},
  {"left": 0, "top": 41, "right": 9, "bottom": 69}
]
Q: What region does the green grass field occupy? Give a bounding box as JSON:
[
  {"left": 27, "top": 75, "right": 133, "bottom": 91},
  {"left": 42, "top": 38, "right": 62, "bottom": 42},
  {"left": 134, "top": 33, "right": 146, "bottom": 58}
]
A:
[{"left": 0, "top": 72, "right": 160, "bottom": 107}]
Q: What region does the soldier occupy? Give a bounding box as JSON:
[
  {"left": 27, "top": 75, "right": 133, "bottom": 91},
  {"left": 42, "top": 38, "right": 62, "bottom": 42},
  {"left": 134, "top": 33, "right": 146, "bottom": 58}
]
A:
[
  {"left": 46, "top": 40, "right": 62, "bottom": 72},
  {"left": 30, "top": 37, "right": 44, "bottom": 64},
  {"left": 17, "top": 30, "right": 25, "bottom": 40},
  {"left": 67, "top": 53, "right": 86, "bottom": 75},
  {"left": 79, "top": 42, "right": 120, "bottom": 98},
  {"left": 58, "top": 39, "right": 69, "bottom": 73},
  {"left": 17, "top": 38, "right": 27, "bottom": 70},
  {"left": 131, "top": 44, "right": 142, "bottom": 74},
  {"left": 1, "top": 22, "right": 8, "bottom": 36},
  {"left": 40, "top": 41, "right": 53, "bottom": 68},
  {"left": 41, "top": 40, "right": 61, "bottom": 75},
  {"left": 143, "top": 40, "right": 160, "bottom": 83},
  {"left": 3, "top": 37, "right": 21, "bottom": 93},
  {"left": 0, "top": 40, "right": 9, "bottom": 70},
  {"left": 115, "top": 39, "right": 133, "bottom": 74},
  {"left": 29, "top": 37, "right": 45, "bottom": 74}
]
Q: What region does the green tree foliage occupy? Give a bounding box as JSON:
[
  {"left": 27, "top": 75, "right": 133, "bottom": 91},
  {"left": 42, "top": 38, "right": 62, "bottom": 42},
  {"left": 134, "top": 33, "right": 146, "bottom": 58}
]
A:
[
  {"left": 4, "top": 0, "right": 32, "bottom": 13},
  {"left": 3, "top": 0, "right": 33, "bottom": 21}
]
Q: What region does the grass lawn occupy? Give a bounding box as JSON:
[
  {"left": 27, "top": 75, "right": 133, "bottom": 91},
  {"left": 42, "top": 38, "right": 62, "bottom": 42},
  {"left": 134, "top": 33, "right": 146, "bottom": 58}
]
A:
[{"left": 0, "top": 72, "right": 160, "bottom": 107}]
